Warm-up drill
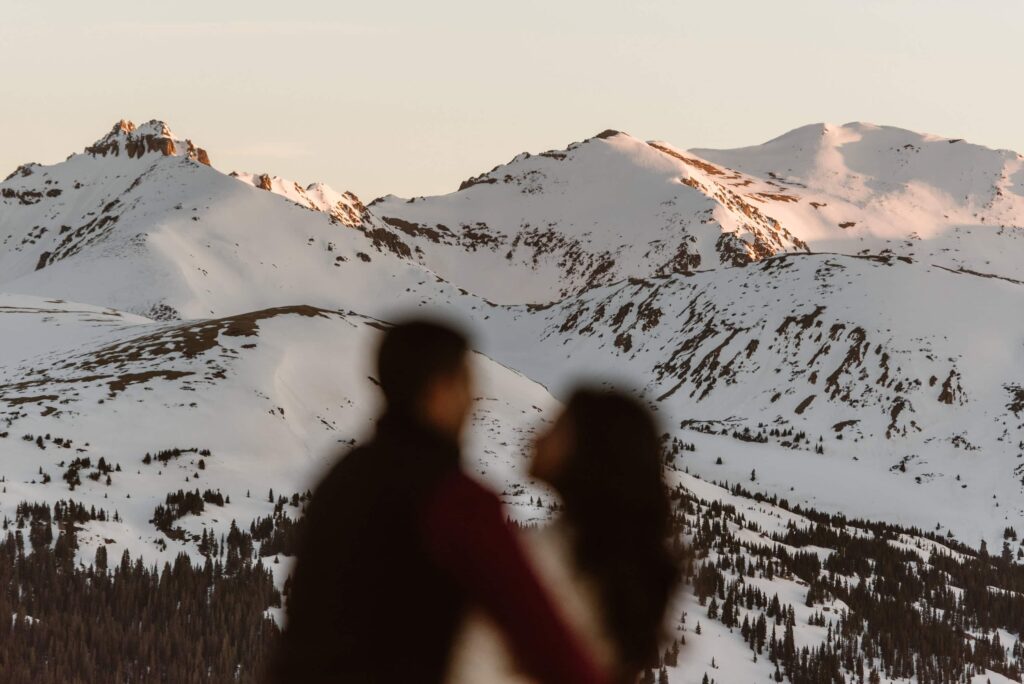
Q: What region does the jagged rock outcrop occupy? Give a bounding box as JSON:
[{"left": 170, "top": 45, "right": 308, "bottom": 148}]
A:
[
  {"left": 186, "top": 140, "right": 212, "bottom": 166},
  {"left": 83, "top": 119, "right": 211, "bottom": 167}
]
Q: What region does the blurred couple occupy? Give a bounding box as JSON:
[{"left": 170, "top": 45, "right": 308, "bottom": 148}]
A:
[{"left": 269, "top": 320, "right": 680, "bottom": 684}]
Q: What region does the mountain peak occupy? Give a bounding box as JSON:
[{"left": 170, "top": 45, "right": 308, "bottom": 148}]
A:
[
  {"left": 229, "top": 171, "right": 369, "bottom": 226},
  {"left": 114, "top": 118, "right": 137, "bottom": 135},
  {"left": 83, "top": 118, "right": 211, "bottom": 166}
]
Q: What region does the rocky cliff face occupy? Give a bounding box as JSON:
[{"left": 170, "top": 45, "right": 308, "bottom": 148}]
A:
[
  {"left": 78, "top": 119, "right": 211, "bottom": 167},
  {"left": 82, "top": 119, "right": 212, "bottom": 163}
]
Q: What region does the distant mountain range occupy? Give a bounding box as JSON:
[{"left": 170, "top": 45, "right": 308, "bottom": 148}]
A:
[{"left": 3, "top": 118, "right": 1024, "bottom": 683}]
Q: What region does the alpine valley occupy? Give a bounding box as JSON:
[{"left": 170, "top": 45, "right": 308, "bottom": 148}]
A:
[{"left": 3, "top": 119, "right": 1024, "bottom": 683}]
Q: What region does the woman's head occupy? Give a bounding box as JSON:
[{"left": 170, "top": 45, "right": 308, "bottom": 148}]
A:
[
  {"left": 532, "top": 388, "right": 679, "bottom": 679},
  {"left": 531, "top": 389, "right": 662, "bottom": 495}
]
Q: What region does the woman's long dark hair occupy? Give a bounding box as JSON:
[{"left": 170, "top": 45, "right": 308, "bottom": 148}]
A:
[{"left": 554, "top": 389, "right": 680, "bottom": 681}]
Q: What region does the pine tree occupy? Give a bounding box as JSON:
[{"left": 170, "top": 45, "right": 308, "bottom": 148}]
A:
[{"left": 95, "top": 545, "right": 108, "bottom": 574}]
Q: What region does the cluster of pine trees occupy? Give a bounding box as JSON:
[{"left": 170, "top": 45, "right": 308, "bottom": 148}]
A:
[
  {"left": 2, "top": 469, "right": 1022, "bottom": 684},
  {"left": 151, "top": 488, "right": 227, "bottom": 538},
  {"left": 142, "top": 446, "right": 212, "bottom": 465},
  {"left": 677, "top": 483, "right": 1024, "bottom": 683},
  {"left": 249, "top": 494, "right": 308, "bottom": 559},
  {"left": 0, "top": 501, "right": 280, "bottom": 683}
]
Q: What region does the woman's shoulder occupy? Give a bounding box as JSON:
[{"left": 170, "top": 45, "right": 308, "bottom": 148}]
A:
[
  {"left": 445, "top": 611, "right": 534, "bottom": 684},
  {"left": 446, "top": 520, "right": 620, "bottom": 683},
  {"left": 520, "top": 523, "right": 575, "bottom": 580}
]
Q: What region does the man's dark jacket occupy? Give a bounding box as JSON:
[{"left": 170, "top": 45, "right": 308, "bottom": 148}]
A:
[
  {"left": 267, "top": 412, "right": 606, "bottom": 684},
  {"left": 269, "top": 412, "right": 464, "bottom": 682}
]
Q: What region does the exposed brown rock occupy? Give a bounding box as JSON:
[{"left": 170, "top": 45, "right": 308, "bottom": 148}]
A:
[
  {"left": 125, "top": 134, "right": 175, "bottom": 158},
  {"left": 648, "top": 142, "right": 725, "bottom": 176},
  {"left": 458, "top": 175, "right": 498, "bottom": 191},
  {"left": 4, "top": 163, "right": 38, "bottom": 181},
  {"left": 938, "top": 369, "right": 964, "bottom": 405},
  {"left": 795, "top": 395, "right": 816, "bottom": 415},
  {"left": 363, "top": 227, "right": 413, "bottom": 259},
  {"left": 185, "top": 140, "right": 212, "bottom": 166},
  {"left": 1006, "top": 384, "right": 1024, "bottom": 416},
  {"left": 86, "top": 120, "right": 178, "bottom": 159},
  {"left": 1, "top": 188, "right": 44, "bottom": 205},
  {"left": 751, "top": 192, "right": 799, "bottom": 203}
]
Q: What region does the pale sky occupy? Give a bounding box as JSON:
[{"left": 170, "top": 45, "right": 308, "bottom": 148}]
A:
[{"left": 2, "top": 0, "right": 1022, "bottom": 200}]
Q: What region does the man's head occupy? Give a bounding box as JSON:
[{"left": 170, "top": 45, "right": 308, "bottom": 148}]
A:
[{"left": 377, "top": 320, "right": 473, "bottom": 439}]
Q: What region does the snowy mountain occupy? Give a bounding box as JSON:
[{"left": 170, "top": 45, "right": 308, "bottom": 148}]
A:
[
  {"left": 230, "top": 171, "right": 371, "bottom": 227},
  {"left": 693, "top": 122, "right": 1024, "bottom": 284},
  {"left": 0, "top": 293, "right": 558, "bottom": 571},
  {"left": 356, "top": 123, "right": 1024, "bottom": 305},
  {"left": 3, "top": 119, "right": 1024, "bottom": 683},
  {"left": 481, "top": 251, "right": 1024, "bottom": 548},
  {"left": 368, "top": 130, "right": 810, "bottom": 303},
  {"left": 0, "top": 119, "right": 479, "bottom": 321},
  {"left": 355, "top": 122, "right": 1024, "bottom": 547}
]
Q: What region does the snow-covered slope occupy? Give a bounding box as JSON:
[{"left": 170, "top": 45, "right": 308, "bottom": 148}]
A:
[
  {"left": 0, "top": 120, "right": 473, "bottom": 320},
  {"left": 472, "top": 251, "right": 1024, "bottom": 548},
  {"left": 0, "top": 294, "right": 557, "bottom": 576},
  {"left": 230, "top": 171, "right": 371, "bottom": 227},
  {"left": 665, "top": 469, "right": 1023, "bottom": 684},
  {"left": 353, "top": 124, "right": 1024, "bottom": 304},
  {"left": 693, "top": 122, "right": 1024, "bottom": 283},
  {"left": 367, "top": 130, "right": 810, "bottom": 303}
]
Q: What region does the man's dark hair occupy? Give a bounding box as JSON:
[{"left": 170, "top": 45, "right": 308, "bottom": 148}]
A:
[{"left": 377, "top": 319, "right": 470, "bottom": 414}]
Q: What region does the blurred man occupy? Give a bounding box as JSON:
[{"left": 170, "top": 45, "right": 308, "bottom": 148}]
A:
[{"left": 268, "top": 320, "right": 607, "bottom": 684}]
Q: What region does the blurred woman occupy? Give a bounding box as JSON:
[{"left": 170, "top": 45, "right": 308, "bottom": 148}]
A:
[{"left": 447, "top": 388, "right": 680, "bottom": 684}]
